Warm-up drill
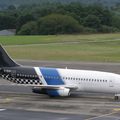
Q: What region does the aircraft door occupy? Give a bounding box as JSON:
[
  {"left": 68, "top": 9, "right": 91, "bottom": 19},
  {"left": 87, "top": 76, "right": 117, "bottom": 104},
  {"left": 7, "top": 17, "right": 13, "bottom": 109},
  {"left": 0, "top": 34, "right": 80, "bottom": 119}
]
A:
[{"left": 109, "top": 80, "right": 114, "bottom": 87}]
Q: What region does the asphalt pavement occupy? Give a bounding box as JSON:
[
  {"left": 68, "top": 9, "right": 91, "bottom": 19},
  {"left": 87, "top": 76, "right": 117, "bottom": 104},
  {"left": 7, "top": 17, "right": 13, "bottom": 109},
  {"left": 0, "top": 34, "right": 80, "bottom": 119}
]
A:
[{"left": 0, "top": 60, "right": 120, "bottom": 120}]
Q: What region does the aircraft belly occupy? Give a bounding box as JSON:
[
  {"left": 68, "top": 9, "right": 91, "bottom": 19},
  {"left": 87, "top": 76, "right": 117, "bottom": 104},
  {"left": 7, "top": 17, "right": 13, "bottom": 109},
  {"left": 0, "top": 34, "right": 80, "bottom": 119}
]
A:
[{"left": 82, "top": 83, "right": 113, "bottom": 93}]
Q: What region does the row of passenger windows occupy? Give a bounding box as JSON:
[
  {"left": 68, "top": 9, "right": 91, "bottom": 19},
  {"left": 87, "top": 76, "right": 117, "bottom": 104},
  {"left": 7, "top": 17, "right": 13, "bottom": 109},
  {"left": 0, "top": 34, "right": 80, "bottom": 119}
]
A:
[
  {"left": 15, "top": 74, "right": 108, "bottom": 83},
  {"left": 17, "top": 74, "right": 38, "bottom": 78},
  {"left": 43, "top": 76, "right": 108, "bottom": 82},
  {"left": 4, "top": 69, "right": 108, "bottom": 83},
  {"left": 63, "top": 77, "right": 108, "bottom": 82},
  {"left": 3, "top": 70, "right": 38, "bottom": 78}
]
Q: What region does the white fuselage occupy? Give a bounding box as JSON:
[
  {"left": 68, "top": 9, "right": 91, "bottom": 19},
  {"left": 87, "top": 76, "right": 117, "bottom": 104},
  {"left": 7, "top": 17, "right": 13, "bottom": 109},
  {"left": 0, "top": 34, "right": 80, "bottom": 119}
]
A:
[{"left": 55, "top": 68, "right": 120, "bottom": 94}]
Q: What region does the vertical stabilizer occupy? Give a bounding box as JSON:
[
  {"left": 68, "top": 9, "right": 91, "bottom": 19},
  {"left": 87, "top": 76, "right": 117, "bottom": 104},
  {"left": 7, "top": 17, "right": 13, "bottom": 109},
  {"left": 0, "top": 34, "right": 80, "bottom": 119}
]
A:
[{"left": 0, "top": 45, "right": 19, "bottom": 67}]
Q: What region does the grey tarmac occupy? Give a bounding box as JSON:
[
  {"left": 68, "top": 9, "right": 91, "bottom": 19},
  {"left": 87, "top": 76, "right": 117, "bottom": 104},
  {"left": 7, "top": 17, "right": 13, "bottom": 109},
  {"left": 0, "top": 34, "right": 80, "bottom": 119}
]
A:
[
  {"left": 17, "top": 60, "right": 120, "bottom": 73},
  {"left": 0, "top": 60, "right": 120, "bottom": 120},
  {"left": 0, "top": 109, "right": 92, "bottom": 120}
]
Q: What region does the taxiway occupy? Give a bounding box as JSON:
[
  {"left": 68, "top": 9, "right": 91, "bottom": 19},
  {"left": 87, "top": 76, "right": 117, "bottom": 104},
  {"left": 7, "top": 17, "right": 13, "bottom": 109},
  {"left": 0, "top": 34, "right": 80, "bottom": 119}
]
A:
[{"left": 0, "top": 60, "right": 120, "bottom": 120}]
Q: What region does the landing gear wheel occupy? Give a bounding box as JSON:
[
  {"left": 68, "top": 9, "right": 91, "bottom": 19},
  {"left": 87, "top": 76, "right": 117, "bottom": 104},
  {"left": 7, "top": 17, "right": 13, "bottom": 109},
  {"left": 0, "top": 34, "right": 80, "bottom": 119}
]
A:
[{"left": 114, "top": 96, "right": 119, "bottom": 100}]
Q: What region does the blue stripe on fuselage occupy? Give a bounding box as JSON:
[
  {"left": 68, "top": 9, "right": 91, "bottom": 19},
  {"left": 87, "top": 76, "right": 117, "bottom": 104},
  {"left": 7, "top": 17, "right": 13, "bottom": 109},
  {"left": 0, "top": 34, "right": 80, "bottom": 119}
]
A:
[{"left": 40, "top": 67, "right": 64, "bottom": 85}]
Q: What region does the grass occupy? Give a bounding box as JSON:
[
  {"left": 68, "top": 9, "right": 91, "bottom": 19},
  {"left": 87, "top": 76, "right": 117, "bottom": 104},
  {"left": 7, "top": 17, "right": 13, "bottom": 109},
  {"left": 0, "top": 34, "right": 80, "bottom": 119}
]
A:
[
  {"left": 2, "top": 33, "right": 120, "bottom": 63},
  {"left": 0, "top": 33, "right": 120, "bottom": 45}
]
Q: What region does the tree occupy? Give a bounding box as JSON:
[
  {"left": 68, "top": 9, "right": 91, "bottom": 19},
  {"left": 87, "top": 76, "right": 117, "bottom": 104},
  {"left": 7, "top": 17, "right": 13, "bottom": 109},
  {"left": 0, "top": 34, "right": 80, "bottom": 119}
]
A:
[
  {"left": 7, "top": 5, "right": 16, "bottom": 10},
  {"left": 17, "top": 21, "right": 38, "bottom": 35},
  {"left": 86, "top": 5, "right": 113, "bottom": 26},
  {"left": 83, "top": 15, "right": 101, "bottom": 30},
  {"left": 99, "top": 25, "right": 119, "bottom": 33},
  {"left": 0, "top": 14, "right": 16, "bottom": 30},
  {"left": 100, "top": 9, "right": 113, "bottom": 26},
  {"left": 0, "top": 2, "right": 119, "bottom": 34},
  {"left": 16, "top": 14, "right": 35, "bottom": 33},
  {"left": 111, "top": 15, "right": 120, "bottom": 30},
  {"left": 37, "top": 14, "right": 82, "bottom": 35}
]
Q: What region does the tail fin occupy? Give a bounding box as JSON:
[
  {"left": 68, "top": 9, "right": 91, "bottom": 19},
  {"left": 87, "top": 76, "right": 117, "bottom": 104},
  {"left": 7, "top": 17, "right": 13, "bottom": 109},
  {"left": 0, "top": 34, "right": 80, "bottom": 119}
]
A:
[{"left": 0, "top": 45, "right": 20, "bottom": 67}]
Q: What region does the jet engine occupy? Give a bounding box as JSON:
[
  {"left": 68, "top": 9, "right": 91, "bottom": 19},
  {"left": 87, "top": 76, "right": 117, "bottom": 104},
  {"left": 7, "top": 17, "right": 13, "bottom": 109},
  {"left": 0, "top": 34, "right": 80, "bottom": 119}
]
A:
[
  {"left": 32, "top": 87, "right": 47, "bottom": 94},
  {"left": 47, "top": 88, "right": 70, "bottom": 97},
  {"left": 32, "top": 87, "right": 70, "bottom": 97}
]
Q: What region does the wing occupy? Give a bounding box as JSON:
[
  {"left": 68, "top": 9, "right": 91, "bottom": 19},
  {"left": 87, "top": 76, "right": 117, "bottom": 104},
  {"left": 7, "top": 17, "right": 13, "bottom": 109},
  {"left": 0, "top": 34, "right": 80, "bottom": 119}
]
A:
[
  {"left": 33, "top": 85, "right": 78, "bottom": 90},
  {"left": 11, "top": 84, "right": 78, "bottom": 90}
]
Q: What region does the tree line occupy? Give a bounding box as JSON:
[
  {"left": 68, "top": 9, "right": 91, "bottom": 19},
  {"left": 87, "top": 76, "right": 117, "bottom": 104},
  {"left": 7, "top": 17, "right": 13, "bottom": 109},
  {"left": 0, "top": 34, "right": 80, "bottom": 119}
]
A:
[
  {"left": 0, "top": 3, "right": 120, "bottom": 35},
  {"left": 0, "top": 0, "right": 120, "bottom": 8}
]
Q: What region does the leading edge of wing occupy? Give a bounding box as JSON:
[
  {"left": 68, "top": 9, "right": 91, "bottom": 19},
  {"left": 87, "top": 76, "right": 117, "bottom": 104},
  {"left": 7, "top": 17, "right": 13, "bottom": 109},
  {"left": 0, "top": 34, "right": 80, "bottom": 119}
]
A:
[{"left": 12, "top": 84, "right": 78, "bottom": 90}]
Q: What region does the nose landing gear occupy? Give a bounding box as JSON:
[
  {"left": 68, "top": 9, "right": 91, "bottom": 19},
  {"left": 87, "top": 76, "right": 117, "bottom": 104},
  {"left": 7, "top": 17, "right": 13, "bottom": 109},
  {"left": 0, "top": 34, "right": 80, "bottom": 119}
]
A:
[{"left": 114, "top": 94, "right": 119, "bottom": 100}]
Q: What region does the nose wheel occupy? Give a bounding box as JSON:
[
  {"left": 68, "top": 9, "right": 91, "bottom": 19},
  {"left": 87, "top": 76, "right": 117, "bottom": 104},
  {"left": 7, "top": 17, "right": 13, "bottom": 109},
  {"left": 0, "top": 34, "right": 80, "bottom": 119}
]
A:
[{"left": 114, "top": 96, "right": 119, "bottom": 100}]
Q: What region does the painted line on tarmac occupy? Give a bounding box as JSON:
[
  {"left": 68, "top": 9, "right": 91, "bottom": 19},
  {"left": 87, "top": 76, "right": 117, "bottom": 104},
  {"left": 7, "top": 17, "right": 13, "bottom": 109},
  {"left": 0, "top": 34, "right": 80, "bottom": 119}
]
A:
[
  {"left": 114, "top": 108, "right": 120, "bottom": 111},
  {"left": 85, "top": 109, "right": 120, "bottom": 120}
]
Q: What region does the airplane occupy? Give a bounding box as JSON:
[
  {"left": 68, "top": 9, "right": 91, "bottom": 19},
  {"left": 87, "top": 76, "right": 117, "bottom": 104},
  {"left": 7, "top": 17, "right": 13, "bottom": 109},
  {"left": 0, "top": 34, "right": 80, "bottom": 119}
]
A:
[{"left": 0, "top": 45, "right": 120, "bottom": 100}]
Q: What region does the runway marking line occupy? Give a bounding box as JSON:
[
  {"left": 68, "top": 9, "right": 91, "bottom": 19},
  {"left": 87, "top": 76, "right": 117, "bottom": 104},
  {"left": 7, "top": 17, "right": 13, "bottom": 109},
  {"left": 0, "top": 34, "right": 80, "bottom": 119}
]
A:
[
  {"left": 0, "top": 98, "right": 13, "bottom": 103},
  {"left": 85, "top": 109, "right": 120, "bottom": 120},
  {"left": 113, "top": 108, "right": 120, "bottom": 111},
  {"left": 5, "top": 98, "right": 12, "bottom": 101}
]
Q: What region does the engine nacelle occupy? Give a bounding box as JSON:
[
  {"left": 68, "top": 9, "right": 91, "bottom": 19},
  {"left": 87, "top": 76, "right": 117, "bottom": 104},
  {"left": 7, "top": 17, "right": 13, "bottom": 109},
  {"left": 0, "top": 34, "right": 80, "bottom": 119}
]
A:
[
  {"left": 47, "top": 88, "right": 70, "bottom": 97},
  {"left": 32, "top": 87, "right": 47, "bottom": 94}
]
